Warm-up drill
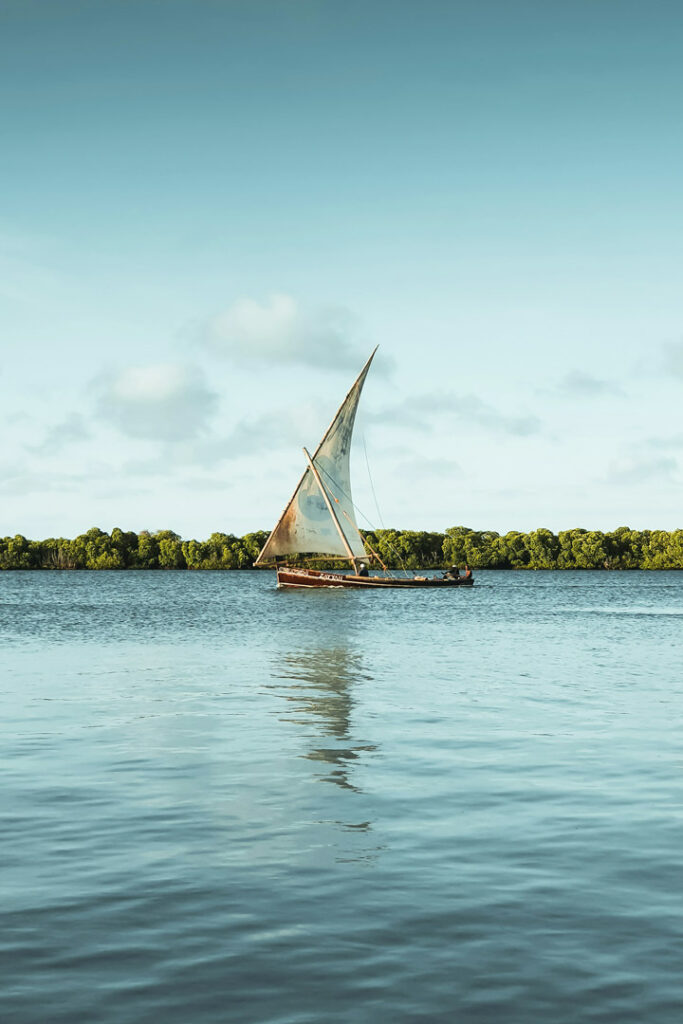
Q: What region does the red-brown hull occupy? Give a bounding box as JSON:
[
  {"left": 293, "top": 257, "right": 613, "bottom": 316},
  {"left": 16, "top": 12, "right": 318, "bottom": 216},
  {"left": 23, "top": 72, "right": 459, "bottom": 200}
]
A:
[{"left": 276, "top": 567, "right": 474, "bottom": 589}]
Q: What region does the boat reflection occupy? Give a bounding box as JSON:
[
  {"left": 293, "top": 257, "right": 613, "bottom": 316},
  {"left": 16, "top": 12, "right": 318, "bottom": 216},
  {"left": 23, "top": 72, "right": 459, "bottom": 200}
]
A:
[
  {"left": 271, "top": 647, "right": 376, "bottom": 793},
  {"left": 268, "top": 645, "right": 385, "bottom": 862}
]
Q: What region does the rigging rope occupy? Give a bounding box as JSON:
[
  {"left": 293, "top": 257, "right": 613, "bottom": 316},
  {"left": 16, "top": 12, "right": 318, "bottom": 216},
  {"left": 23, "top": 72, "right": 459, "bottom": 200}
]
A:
[
  {"left": 363, "top": 435, "right": 384, "bottom": 529},
  {"left": 316, "top": 461, "right": 415, "bottom": 577}
]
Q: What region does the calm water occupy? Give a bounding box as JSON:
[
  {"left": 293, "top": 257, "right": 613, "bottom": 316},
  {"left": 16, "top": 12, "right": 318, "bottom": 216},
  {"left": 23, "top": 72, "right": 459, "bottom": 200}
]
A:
[{"left": 2, "top": 570, "right": 683, "bottom": 1023}]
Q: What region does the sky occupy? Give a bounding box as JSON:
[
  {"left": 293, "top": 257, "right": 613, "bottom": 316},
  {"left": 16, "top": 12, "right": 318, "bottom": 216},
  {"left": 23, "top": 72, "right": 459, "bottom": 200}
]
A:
[{"left": 1, "top": 0, "right": 682, "bottom": 540}]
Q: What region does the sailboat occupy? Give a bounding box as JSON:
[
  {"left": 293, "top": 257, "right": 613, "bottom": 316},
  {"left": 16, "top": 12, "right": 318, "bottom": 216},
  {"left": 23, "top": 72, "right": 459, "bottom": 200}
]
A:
[{"left": 254, "top": 348, "right": 474, "bottom": 589}]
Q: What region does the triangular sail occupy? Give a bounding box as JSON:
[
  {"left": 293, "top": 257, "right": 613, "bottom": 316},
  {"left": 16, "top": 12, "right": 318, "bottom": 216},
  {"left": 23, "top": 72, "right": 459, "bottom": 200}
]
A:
[{"left": 255, "top": 349, "right": 377, "bottom": 564}]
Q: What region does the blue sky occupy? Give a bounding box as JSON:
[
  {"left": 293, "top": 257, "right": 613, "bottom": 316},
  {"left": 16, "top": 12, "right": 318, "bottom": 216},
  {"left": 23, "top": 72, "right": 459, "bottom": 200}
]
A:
[{"left": 2, "top": 0, "right": 682, "bottom": 539}]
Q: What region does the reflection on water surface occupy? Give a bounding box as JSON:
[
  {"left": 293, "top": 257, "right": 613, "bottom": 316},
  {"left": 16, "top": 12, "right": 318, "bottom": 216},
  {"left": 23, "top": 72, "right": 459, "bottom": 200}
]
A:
[{"left": 270, "top": 647, "right": 377, "bottom": 793}]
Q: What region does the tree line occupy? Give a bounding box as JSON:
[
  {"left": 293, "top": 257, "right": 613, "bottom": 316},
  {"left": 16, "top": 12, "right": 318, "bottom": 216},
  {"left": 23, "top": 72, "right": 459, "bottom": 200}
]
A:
[{"left": 1, "top": 526, "right": 682, "bottom": 570}]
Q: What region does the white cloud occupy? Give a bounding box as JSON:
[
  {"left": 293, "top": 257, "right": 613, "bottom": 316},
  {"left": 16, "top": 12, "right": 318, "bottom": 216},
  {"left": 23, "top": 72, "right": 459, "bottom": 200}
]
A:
[
  {"left": 28, "top": 413, "right": 90, "bottom": 456},
  {"left": 555, "top": 371, "right": 623, "bottom": 398},
  {"left": 643, "top": 433, "right": 683, "bottom": 451},
  {"left": 369, "top": 392, "right": 542, "bottom": 437},
  {"left": 395, "top": 454, "right": 463, "bottom": 478},
  {"left": 94, "top": 363, "right": 219, "bottom": 441},
  {"left": 0, "top": 462, "right": 89, "bottom": 498},
  {"left": 122, "top": 399, "right": 332, "bottom": 476},
  {"left": 662, "top": 341, "right": 683, "bottom": 380},
  {"left": 607, "top": 456, "right": 679, "bottom": 485},
  {"left": 203, "top": 293, "right": 368, "bottom": 371}
]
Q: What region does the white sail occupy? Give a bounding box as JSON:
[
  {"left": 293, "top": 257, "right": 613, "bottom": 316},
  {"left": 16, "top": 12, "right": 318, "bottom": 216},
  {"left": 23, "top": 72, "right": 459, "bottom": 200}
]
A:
[{"left": 255, "top": 349, "right": 377, "bottom": 563}]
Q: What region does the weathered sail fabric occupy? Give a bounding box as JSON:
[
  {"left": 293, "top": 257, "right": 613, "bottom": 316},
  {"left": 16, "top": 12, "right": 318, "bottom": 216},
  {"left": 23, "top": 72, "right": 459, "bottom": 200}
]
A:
[{"left": 256, "top": 350, "right": 376, "bottom": 563}]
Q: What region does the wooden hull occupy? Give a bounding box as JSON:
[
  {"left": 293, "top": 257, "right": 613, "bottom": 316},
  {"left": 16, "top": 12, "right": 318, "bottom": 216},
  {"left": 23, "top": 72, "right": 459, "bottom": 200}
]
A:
[{"left": 276, "top": 567, "right": 474, "bottom": 589}]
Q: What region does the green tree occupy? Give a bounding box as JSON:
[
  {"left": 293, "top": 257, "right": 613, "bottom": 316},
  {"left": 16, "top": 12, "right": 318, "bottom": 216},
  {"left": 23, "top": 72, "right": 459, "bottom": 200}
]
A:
[
  {"left": 464, "top": 530, "right": 502, "bottom": 568},
  {"left": 572, "top": 530, "right": 607, "bottom": 569},
  {"left": 526, "top": 528, "right": 560, "bottom": 569},
  {"left": 181, "top": 538, "right": 207, "bottom": 569},
  {"left": 642, "top": 529, "right": 683, "bottom": 569},
  {"left": 110, "top": 528, "right": 139, "bottom": 568},
  {"left": 156, "top": 530, "right": 186, "bottom": 569},
  {"left": 135, "top": 531, "right": 160, "bottom": 569},
  {"left": 241, "top": 531, "right": 270, "bottom": 566},
  {"left": 604, "top": 527, "right": 643, "bottom": 569},
  {"left": 442, "top": 527, "right": 472, "bottom": 568},
  {"left": 372, "top": 529, "right": 404, "bottom": 569},
  {"left": 497, "top": 531, "right": 530, "bottom": 568},
  {"left": 0, "top": 534, "right": 35, "bottom": 569}
]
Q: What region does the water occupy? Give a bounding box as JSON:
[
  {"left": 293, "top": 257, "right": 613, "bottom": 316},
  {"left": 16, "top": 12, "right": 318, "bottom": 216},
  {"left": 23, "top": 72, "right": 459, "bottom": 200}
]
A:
[{"left": 2, "top": 570, "right": 682, "bottom": 1023}]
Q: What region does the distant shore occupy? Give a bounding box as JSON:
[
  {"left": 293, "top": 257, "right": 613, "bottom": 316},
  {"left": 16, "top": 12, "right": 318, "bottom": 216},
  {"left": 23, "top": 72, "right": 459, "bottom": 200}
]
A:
[{"left": 1, "top": 526, "right": 681, "bottom": 570}]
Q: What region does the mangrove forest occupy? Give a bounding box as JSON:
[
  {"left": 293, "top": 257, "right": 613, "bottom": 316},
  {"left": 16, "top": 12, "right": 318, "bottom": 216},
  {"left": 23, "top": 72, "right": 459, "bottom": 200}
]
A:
[{"left": 1, "top": 526, "right": 682, "bottom": 570}]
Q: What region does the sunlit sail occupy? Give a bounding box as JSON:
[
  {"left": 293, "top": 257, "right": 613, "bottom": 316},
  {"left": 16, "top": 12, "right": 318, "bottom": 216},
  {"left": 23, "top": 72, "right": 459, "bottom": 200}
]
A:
[
  {"left": 255, "top": 349, "right": 474, "bottom": 590},
  {"left": 255, "top": 349, "right": 376, "bottom": 564}
]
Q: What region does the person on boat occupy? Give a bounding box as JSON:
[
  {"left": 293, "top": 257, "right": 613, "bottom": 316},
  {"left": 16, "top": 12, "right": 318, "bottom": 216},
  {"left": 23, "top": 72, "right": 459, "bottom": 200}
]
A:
[
  {"left": 357, "top": 562, "right": 369, "bottom": 577},
  {"left": 443, "top": 564, "right": 461, "bottom": 580},
  {"left": 463, "top": 564, "right": 472, "bottom": 579}
]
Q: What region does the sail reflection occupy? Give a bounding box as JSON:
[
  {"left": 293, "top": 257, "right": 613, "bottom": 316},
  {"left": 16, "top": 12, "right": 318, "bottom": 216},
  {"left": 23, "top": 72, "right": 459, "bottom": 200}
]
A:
[{"left": 271, "top": 647, "right": 376, "bottom": 793}]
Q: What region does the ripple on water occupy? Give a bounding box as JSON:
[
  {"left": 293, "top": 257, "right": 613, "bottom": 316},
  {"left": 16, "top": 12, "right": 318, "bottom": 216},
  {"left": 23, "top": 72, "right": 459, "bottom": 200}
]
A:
[{"left": 2, "top": 570, "right": 683, "bottom": 1022}]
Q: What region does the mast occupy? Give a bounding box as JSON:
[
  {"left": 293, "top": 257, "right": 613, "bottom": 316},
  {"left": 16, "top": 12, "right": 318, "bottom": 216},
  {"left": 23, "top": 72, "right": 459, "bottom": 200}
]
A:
[{"left": 302, "top": 447, "right": 357, "bottom": 567}]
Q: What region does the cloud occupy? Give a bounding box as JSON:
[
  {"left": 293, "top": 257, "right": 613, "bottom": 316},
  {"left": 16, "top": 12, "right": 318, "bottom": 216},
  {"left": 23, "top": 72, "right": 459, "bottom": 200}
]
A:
[
  {"left": 4, "top": 411, "right": 31, "bottom": 426},
  {"left": 222, "top": 411, "right": 300, "bottom": 456},
  {"left": 27, "top": 413, "right": 90, "bottom": 456},
  {"left": 122, "top": 396, "right": 336, "bottom": 477},
  {"left": 554, "top": 371, "right": 623, "bottom": 398},
  {"left": 369, "top": 392, "right": 542, "bottom": 437},
  {"left": 94, "top": 363, "right": 219, "bottom": 441},
  {"left": 662, "top": 341, "right": 683, "bottom": 380},
  {"left": 202, "top": 293, "right": 371, "bottom": 371},
  {"left": 642, "top": 433, "right": 683, "bottom": 451},
  {"left": 0, "top": 463, "right": 89, "bottom": 498},
  {"left": 395, "top": 454, "right": 463, "bottom": 478},
  {"left": 607, "top": 456, "right": 679, "bottom": 485}
]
